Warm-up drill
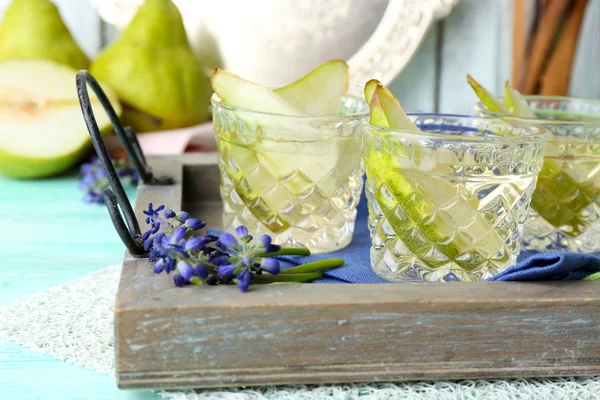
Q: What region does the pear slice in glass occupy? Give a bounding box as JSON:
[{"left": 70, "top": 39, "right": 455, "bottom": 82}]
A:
[
  {"left": 365, "top": 84, "right": 508, "bottom": 269},
  {"left": 469, "top": 76, "right": 600, "bottom": 237},
  {"left": 274, "top": 59, "right": 349, "bottom": 115}
]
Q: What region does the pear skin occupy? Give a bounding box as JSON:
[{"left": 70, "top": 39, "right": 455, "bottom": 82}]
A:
[
  {"left": 376, "top": 86, "right": 420, "bottom": 131},
  {"left": 368, "top": 86, "right": 389, "bottom": 128},
  {"left": 0, "top": 60, "right": 121, "bottom": 179},
  {"left": 504, "top": 81, "right": 536, "bottom": 117},
  {"left": 274, "top": 60, "right": 349, "bottom": 115},
  {"left": 90, "top": 0, "right": 209, "bottom": 132},
  {"left": 364, "top": 79, "right": 380, "bottom": 105},
  {"left": 467, "top": 74, "right": 509, "bottom": 113},
  {"left": 211, "top": 68, "right": 302, "bottom": 115},
  {"left": 0, "top": 0, "right": 89, "bottom": 70}
]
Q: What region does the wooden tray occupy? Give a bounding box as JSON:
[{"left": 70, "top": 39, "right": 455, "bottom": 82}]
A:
[{"left": 115, "top": 154, "right": 600, "bottom": 390}]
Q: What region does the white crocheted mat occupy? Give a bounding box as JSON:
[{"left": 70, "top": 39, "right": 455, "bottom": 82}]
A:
[{"left": 2, "top": 266, "right": 600, "bottom": 400}]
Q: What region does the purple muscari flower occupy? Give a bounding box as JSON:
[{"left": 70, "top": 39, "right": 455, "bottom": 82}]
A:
[
  {"left": 79, "top": 156, "right": 138, "bottom": 205},
  {"left": 144, "top": 203, "right": 164, "bottom": 218},
  {"left": 237, "top": 269, "right": 251, "bottom": 292},
  {"left": 154, "top": 259, "right": 165, "bottom": 274},
  {"left": 153, "top": 232, "right": 166, "bottom": 245},
  {"left": 194, "top": 263, "right": 208, "bottom": 279},
  {"left": 164, "top": 257, "right": 175, "bottom": 273},
  {"left": 185, "top": 218, "right": 206, "bottom": 230},
  {"left": 163, "top": 209, "right": 176, "bottom": 219},
  {"left": 185, "top": 236, "right": 207, "bottom": 251},
  {"left": 218, "top": 264, "right": 236, "bottom": 281},
  {"left": 176, "top": 211, "right": 190, "bottom": 223},
  {"left": 258, "top": 234, "right": 272, "bottom": 248},
  {"left": 141, "top": 229, "right": 152, "bottom": 241},
  {"left": 83, "top": 192, "right": 103, "bottom": 204},
  {"left": 144, "top": 236, "right": 154, "bottom": 251},
  {"left": 211, "top": 254, "right": 230, "bottom": 266},
  {"left": 173, "top": 273, "right": 185, "bottom": 287},
  {"left": 218, "top": 232, "right": 238, "bottom": 248},
  {"left": 177, "top": 261, "right": 195, "bottom": 281},
  {"left": 148, "top": 248, "right": 161, "bottom": 261},
  {"left": 242, "top": 254, "right": 252, "bottom": 267},
  {"left": 261, "top": 258, "right": 281, "bottom": 275},
  {"left": 206, "top": 274, "right": 217, "bottom": 285},
  {"left": 171, "top": 226, "right": 187, "bottom": 243},
  {"left": 236, "top": 225, "right": 249, "bottom": 239},
  {"left": 257, "top": 234, "right": 280, "bottom": 252},
  {"left": 265, "top": 244, "right": 281, "bottom": 253},
  {"left": 205, "top": 234, "right": 219, "bottom": 243},
  {"left": 80, "top": 162, "right": 93, "bottom": 174}
]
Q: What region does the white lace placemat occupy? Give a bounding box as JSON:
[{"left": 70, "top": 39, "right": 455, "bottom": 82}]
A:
[{"left": 2, "top": 266, "right": 600, "bottom": 400}]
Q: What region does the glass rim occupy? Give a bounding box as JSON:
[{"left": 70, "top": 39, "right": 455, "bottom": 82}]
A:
[
  {"left": 361, "top": 113, "right": 548, "bottom": 144},
  {"left": 474, "top": 95, "right": 600, "bottom": 126},
  {"left": 211, "top": 93, "right": 369, "bottom": 119}
]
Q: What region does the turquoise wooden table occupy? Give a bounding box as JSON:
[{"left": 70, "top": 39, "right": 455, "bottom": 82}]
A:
[{"left": 0, "top": 173, "right": 159, "bottom": 399}]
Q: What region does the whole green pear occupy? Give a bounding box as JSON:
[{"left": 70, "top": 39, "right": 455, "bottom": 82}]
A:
[
  {"left": 0, "top": 0, "right": 90, "bottom": 70},
  {"left": 90, "top": 0, "right": 210, "bottom": 132}
]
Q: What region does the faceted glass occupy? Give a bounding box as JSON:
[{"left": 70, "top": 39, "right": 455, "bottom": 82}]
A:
[
  {"left": 476, "top": 97, "right": 600, "bottom": 252},
  {"left": 363, "top": 114, "right": 547, "bottom": 282},
  {"left": 212, "top": 95, "right": 367, "bottom": 253}
]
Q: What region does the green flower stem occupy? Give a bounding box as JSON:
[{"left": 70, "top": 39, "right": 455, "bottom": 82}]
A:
[
  {"left": 279, "top": 258, "right": 345, "bottom": 275},
  {"left": 251, "top": 272, "right": 323, "bottom": 283},
  {"left": 257, "top": 248, "right": 311, "bottom": 257},
  {"left": 583, "top": 271, "right": 600, "bottom": 281}
]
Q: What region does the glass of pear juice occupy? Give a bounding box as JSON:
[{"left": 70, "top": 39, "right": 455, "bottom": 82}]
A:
[
  {"left": 211, "top": 94, "right": 368, "bottom": 253},
  {"left": 476, "top": 97, "right": 600, "bottom": 253},
  {"left": 362, "top": 114, "right": 547, "bottom": 282}
]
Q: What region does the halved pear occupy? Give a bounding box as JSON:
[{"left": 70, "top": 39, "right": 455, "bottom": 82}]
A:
[
  {"left": 0, "top": 60, "right": 121, "bottom": 179},
  {"left": 467, "top": 75, "right": 509, "bottom": 113},
  {"left": 274, "top": 60, "right": 349, "bottom": 115},
  {"left": 503, "top": 81, "right": 536, "bottom": 117},
  {"left": 365, "top": 83, "right": 508, "bottom": 270},
  {"left": 211, "top": 68, "right": 302, "bottom": 115}
]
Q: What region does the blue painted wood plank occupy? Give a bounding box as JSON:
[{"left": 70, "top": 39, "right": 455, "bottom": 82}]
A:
[
  {"left": 0, "top": 341, "right": 158, "bottom": 400},
  {"left": 388, "top": 23, "right": 439, "bottom": 112},
  {"left": 438, "top": 0, "right": 505, "bottom": 114},
  {"left": 0, "top": 173, "right": 155, "bottom": 399},
  {"left": 570, "top": 0, "right": 600, "bottom": 98}
]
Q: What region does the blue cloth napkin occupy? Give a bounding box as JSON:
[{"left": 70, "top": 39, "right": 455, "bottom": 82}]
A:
[
  {"left": 209, "top": 191, "right": 600, "bottom": 282},
  {"left": 273, "top": 191, "right": 600, "bottom": 283}
]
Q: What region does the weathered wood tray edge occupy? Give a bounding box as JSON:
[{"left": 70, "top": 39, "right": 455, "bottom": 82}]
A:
[{"left": 114, "top": 155, "right": 600, "bottom": 390}]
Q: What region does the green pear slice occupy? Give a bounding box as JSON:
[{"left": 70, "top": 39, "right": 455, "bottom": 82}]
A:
[
  {"left": 274, "top": 60, "right": 349, "bottom": 115},
  {"left": 376, "top": 85, "right": 420, "bottom": 131},
  {"left": 467, "top": 75, "right": 509, "bottom": 113},
  {"left": 503, "top": 81, "right": 536, "bottom": 117},
  {"left": 366, "top": 87, "right": 508, "bottom": 270},
  {"left": 0, "top": 60, "right": 121, "bottom": 179},
  {"left": 364, "top": 79, "right": 379, "bottom": 106},
  {"left": 211, "top": 68, "right": 302, "bottom": 115},
  {"left": 471, "top": 78, "right": 599, "bottom": 237},
  {"left": 366, "top": 81, "right": 389, "bottom": 127}
]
